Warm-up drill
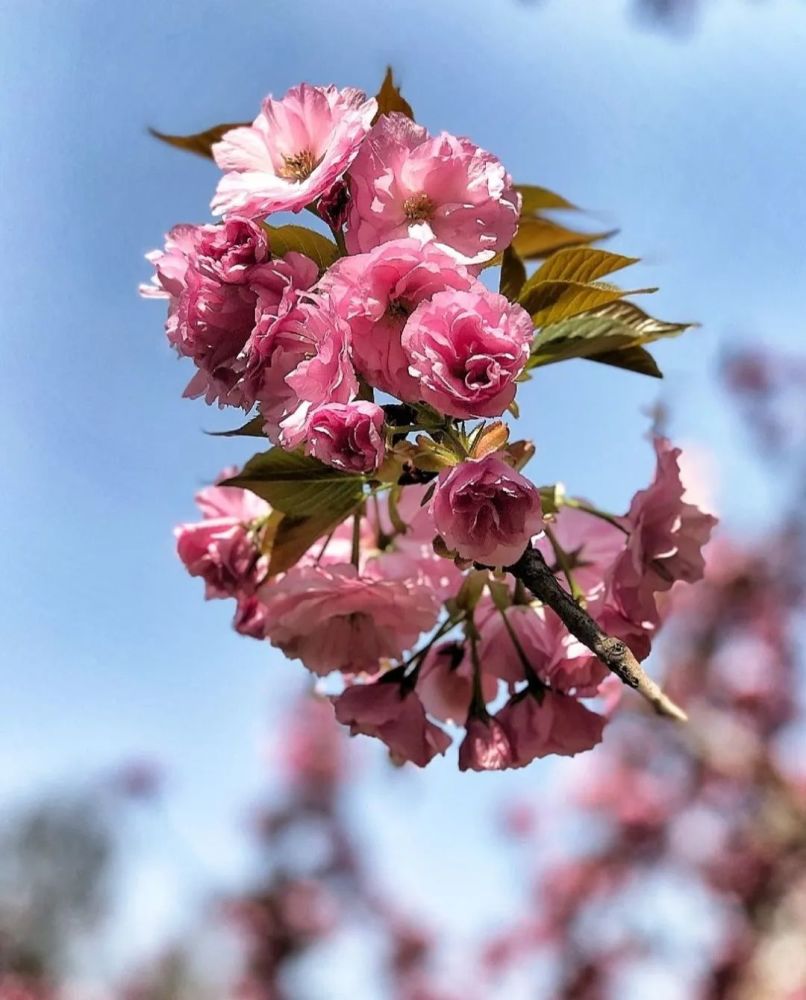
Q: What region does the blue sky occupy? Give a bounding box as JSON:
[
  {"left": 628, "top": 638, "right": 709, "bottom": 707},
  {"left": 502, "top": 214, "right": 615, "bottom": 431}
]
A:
[{"left": 1, "top": 0, "right": 805, "bottom": 989}]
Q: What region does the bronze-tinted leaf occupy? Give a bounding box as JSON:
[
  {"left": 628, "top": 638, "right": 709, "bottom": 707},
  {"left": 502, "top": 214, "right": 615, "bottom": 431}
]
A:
[
  {"left": 521, "top": 247, "right": 638, "bottom": 293},
  {"left": 373, "top": 67, "right": 415, "bottom": 123},
  {"left": 263, "top": 224, "right": 340, "bottom": 270},
  {"left": 512, "top": 218, "right": 618, "bottom": 260},
  {"left": 148, "top": 122, "right": 249, "bottom": 160},
  {"left": 516, "top": 184, "right": 579, "bottom": 215},
  {"left": 522, "top": 280, "right": 651, "bottom": 327},
  {"left": 472, "top": 421, "right": 510, "bottom": 459},
  {"left": 505, "top": 440, "right": 536, "bottom": 471},
  {"left": 221, "top": 448, "right": 365, "bottom": 516},
  {"left": 499, "top": 245, "right": 527, "bottom": 301}
]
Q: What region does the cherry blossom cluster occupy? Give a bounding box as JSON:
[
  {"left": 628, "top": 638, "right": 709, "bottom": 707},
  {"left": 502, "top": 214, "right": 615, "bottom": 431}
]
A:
[{"left": 143, "top": 79, "right": 716, "bottom": 769}]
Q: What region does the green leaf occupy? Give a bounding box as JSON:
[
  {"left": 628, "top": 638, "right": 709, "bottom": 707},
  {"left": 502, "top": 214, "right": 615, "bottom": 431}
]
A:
[
  {"left": 263, "top": 224, "right": 340, "bottom": 270},
  {"left": 522, "top": 280, "right": 653, "bottom": 327},
  {"left": 221, "top": 449, "right": 365, "bottom": 517},
  {"left": 373, "top": 66, "right": 415, "bottom": 122},
  {"left": 267, "top": 501, "right": 360, "bottom": 578},
  {"left": 499, "top": 245, "right": 527, "bottom": 301},
  {"left": 512, "top": 218, "right": 618, "bottom": 261},
  {"left": 517, "top": 185, "right": 579, "bottom": 215},
  {"left": 528, "top": 300, "right": 692, "bottom": 373},
  {"left": 521, "top": 247, "right": 638, "bottom": 294},
  {"left": 147, "top": 122, "right": 248, "bottom": 160},
  {"left": 207, "top": 416, "right": 266, "bottom": 438}
]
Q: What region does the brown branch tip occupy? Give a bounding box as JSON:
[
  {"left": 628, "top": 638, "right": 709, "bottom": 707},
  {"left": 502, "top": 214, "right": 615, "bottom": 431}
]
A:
[{"left": 507, "top": 544, "right": 688, "bottom": 723}]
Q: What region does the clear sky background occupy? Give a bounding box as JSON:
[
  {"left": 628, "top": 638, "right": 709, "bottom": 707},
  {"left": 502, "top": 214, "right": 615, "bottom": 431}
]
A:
[{"left": 1, "top": 0, "right": 805, "bottom": 992}]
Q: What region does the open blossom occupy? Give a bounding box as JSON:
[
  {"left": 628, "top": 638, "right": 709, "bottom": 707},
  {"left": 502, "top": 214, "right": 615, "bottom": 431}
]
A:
[
  {"left": 211, "top": 84, "right": 376, "bottom": 219},
  {"left": 496, "top": 689, "right": 607, "bottom": 767},
  {"left": 345, "top": 113, "right": 520, "bottom": 265},
  {"left": 365, "top": 484, "right": 466, "bottom": 602},
  {"left": 141, "top": 218, "right": 270, "bottom": 295},
  {"left": 251, "top": 297, "right": 358, "bottom": 448},
  {"left": 333, "top": 681, "right": 451, "bottom": 767},
  {"left": 257, "top": 564, "right": 440, "bottom": 675},
  {"left": 477, "top": 604, "right": 608, "bottom": 697},
  {"left": 611, "top": 436, "right": 718, "bottom": 626},
  {"left": 432, "top": 455, "right": 544, "bottom": 566},
  {"left": 321, "top": 238, "right": 475, "bottom": 400},
  {"left": 175, "top": 480, "right": 269, "bottom": 601},
  {"left": 402, "top": 287, "right": 533, "bottom": 419},
  {"left": 305, "top": 401, "right": 385, "bottom": 473},
  {"left": 416, "top": 641, "right": 497, "bottom": 724},
  {"left": 142, "top": 222, "right": 318, "bottom": 408}
]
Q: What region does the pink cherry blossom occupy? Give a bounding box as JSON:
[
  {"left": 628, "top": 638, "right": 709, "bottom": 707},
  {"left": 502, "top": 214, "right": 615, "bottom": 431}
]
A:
[
  {"left": 333, "top": 680, "right": 451, "bottom": 768},
  {"left": 257, "top": 564, "right": 440, "bottom": 675},
  {"left": 402, "top": 287, "right": 533, "bottom": 419},
  {"left": 195, "top": 217, "right": 270, "bottom": 283},
  {"left": 497, "top": 689, "right": 606, "bottom": 766},
  {"left": 477, "top": 604, "right": 608, "bottom": 697},
  {"left": 458, "top": 715, "right": 516, "bottom": 772},
  {"left": 211, "top": 84, "right": 377, "bottom": 219},
  {"left": 345, "top": 114, "right": 520, "bottom": 266},
  {"left": 432, "top": 455, "right": 544, "bottom": 567},
  {"left": 612, "top": 436, "right": 718, "bottom": 626},
  {"left": 175, "top": 481, "right": 269, "bottom": 600},
  {"left": 250, "top": 297, "right": 358, "bottom": 448},
  {"left": 365, "top": 483, "right": 466, "bottom": 603},
  {"left": 321, "top": 238, "right": 476, "bottom": 401},
  {"left": 535, "top": 505, "right": 626, "bottom": 601},
  {"left": 416, "top": 641, "right": 497, "bottom": 724},
  {"left": 142, "top": 223, "right": 318, "bottom": 408},
  {"left": 305, "top": 401, "right": 385, "bottom": 473}
]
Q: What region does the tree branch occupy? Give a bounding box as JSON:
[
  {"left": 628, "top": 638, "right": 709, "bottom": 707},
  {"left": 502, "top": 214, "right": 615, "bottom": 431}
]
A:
[{"left": 507, "top": 543, "right": 688, "bottom": 722}]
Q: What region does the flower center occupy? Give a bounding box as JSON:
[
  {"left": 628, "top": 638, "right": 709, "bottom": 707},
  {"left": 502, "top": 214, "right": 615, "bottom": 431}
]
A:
[
  {"left": 403, "top": 193, "right": 435, "bottom": 223},
  {"left": 277, "top": 149, "right": 319, "bottom": 182}
]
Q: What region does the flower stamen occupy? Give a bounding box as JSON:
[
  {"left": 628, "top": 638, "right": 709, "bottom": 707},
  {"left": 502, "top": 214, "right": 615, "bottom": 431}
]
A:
[
  {"left": 277, "top": 149, "right": 319, "bottom": 182},
  {"left": 403, "top": 193, "right": 435, "bottom": 223}
]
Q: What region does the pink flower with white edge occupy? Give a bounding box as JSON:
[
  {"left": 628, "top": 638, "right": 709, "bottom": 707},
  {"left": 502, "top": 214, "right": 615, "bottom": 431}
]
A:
[
  {"left": 497, "top": 689, "right": 606, "bottom": 766},
  {"left": 402, "top": 287, "right": 533, "bottom": 419},
  {"left": 321, "top": 238, "right": 475, "bottom": 401},
  {"left": 175, "top": 480, "right": 269, "bottom": 601},
  {"left": 477, "top": 604, "right": 608, "bottom": 697},
  {"left": 305, "top": 401, "right": 385, "bottom": 474},
  {"left": 432, "top": 455, "right": 544, "bottom": 567},
  {"left": 333, "top": 681, "right": 451, "bottom": 767},
  {"left": 345, "top": 114, "right": 520, "bottom": 266},
  {"left": 257, "top": 564, "right": 440, "bottom": 675},
  {"left": 211, "top": 84, "right": 377, "bottom": 219},
  {"left": 251, "top": 297, "right": 358, "bottom": 449}
]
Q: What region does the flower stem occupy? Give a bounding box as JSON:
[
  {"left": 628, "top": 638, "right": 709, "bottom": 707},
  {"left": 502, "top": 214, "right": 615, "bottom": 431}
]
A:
[{"left": 544, "top": 523, "right": 587, "bottom": 605}]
